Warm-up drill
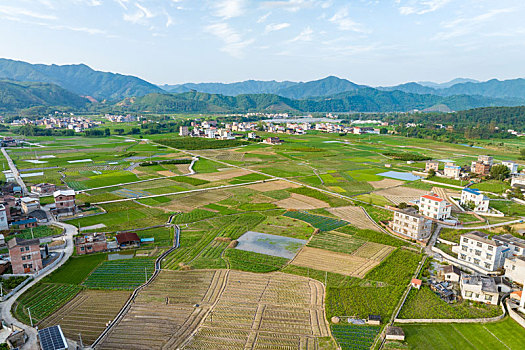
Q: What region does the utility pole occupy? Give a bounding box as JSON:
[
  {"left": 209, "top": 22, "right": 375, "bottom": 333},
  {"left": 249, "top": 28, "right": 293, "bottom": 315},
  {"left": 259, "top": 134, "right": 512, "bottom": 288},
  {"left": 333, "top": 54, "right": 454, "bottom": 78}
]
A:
[
  {"left": 28, "top": 307, "right": 33, "bottom": 327},
  {"left": 31, "top": 227, "right": 34, "bottom": 239},
  {"left": 145, "top": 267, "right": 148, "bottom": 282},
  {"left": 324, "top": 271, "right": 328, "bottom": 286},
  {"left": 79, "top": 333, "right": 83, "bottom": 348}
]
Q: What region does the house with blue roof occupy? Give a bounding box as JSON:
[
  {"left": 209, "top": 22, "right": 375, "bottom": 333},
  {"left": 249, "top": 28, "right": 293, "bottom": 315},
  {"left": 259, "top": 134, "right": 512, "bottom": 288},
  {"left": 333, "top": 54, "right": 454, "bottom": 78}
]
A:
[{"left": 460, "top": 187, "right": 489, "bottom": 213}]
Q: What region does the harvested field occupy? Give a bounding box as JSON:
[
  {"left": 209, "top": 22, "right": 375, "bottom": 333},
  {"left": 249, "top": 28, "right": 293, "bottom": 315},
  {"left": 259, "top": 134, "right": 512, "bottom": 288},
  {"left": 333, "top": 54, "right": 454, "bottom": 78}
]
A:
[
  {"left": 192, "top": 168, "right": 251, "bottom": 181},
  {"left": 292, "top": 242, "right": 393, "bottom": 278},
  {"left": 328, "top": 206, "right": 378, "bottom": 231},
  {"left": 246, "top": 180, "right": 299, "bottom": 192},
  {"left": 291, "top": 247, "right": 378, "bottom": 278},
  {"left": 39, "top": 290, "right": 130, "bottom": 345},
  {"left": 174, "top": 164, "right": 190, "bottom": 173},
  {"left": 195, "top": 149, "right": 246, "bottom": 162},
  {"left": 368, "top": 178, "right": 404, "bottom": 189},
  {"left": 276, "top": 193, "right": 328, "bottom": 210},
  {"left": 374, "top": 186, "right": 427, "bottom": 205},
  {"left": 157, "top": 170, "right": 177, "bottom": 177},
  {"left": 98, "top": 270, "right": 330, "bottom": 350}
]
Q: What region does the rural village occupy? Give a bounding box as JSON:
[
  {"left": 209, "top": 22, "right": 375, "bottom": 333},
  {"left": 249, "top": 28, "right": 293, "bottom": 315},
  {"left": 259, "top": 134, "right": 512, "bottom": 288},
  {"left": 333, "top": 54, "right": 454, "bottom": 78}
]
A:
[{"left": 0, "top": 115, "right": 523, "bottom": 350}]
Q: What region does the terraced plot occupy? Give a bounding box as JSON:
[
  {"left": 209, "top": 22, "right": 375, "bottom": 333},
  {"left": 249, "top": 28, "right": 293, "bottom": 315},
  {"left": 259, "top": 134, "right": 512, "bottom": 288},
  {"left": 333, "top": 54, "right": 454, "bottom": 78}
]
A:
[
  {"left": 98, "top": 270, "right": 330, "bottom": 350},
  {"left": 307, "top": 231, "right": 365, "bottom": 255},
  {"left": 276, "top": 193, "right": 329, "bottom": 210},
  {"left": 283, "top": 211, "right": 348, "bottom": 231},
  {"left": 39, "top": 290, "right": 130, "bottom": 345}
]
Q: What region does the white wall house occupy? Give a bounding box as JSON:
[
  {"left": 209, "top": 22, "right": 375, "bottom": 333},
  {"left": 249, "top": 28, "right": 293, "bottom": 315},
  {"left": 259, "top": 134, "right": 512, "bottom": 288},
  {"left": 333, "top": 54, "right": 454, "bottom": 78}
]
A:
[
  {"left": 460, "top": 274, "right": 499, "bottom": 305},
  {"left": 504, "top": 256, "right": 525, "bottom": 283},
  {"left": 460, "top": 188, "right": 489, "bottom": 213},
  {"left": 493, "top": 234, "right": 525, "bottom": 257},
  {"left": 502, "top": 161, "right": 519, "bottom": 174},
  {"left": 453, "top": 231, "right": 510, "bottom": 272},
  {"left": 390, "top": 207, "right": 432, "bottom": 241},
  {"left": 425, "top": 160, "right": 439, "bottom": 173},
  {"left": 419, "top": 194, "right": 452, "bottom": 220},
  {"left": 444, "top": 162, "right": 461, "bottom": 180},
  {"left": 0, "top": 204, "right": 8, "bottom": 231}
]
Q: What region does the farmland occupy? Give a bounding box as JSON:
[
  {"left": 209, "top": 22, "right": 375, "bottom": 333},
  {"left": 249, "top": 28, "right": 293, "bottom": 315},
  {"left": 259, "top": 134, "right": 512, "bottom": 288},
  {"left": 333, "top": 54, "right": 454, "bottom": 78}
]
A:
[
  {"left": 331, "top": 325, "right": 380, "bottom": 350},
  {"left": 284, "top": 210, "right": 349, "bottom": 231},
  {"left": 98, "top": 270, "right": 330, "bottom": 350},
  {"left": 82, "top": 258, "right": 156, "bottom": 290}
]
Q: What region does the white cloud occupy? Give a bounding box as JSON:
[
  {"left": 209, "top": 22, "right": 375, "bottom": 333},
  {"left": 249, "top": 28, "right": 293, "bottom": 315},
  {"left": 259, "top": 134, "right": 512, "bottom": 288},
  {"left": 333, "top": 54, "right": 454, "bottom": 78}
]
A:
[
  {"left": 260, "top": 0, "right": 318, "bottom": 12},
  {"left": 265, "top": 22, "right": 290, "bottom": 33},
  {"left": 0, "top": 5, "right": 57, "bottom": 20},
  {"left": 329, "top": 8, "right": 365, "bottom": 32},
  {"left": 289, "top": 26, "right": 313, "bottom": 41},
  {"left": 212, "top": 0, "right": 246, "bottom": 19},
  {"left": 435, "top": 7, "right": 514, "bottom": 40},
  {"left": 398, "top": 0, "right": 452, "bottom": 16},
  {"left": 205, "top": 22, "right": 253, "bottom": 58},
  {"left": 257, "top": 12, "right": 271, "bottom": 23},
  {"left": 123, "top": 2, "right": 155, "bottom": 24}
]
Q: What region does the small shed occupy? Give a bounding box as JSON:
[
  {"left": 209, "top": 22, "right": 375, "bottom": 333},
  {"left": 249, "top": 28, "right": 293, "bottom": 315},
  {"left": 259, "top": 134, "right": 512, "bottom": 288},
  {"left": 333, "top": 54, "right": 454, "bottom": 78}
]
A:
[
  {"left": 411, "top": 278, "right": 422, "bottom": 289},
  {"left": 510, "top": 290, "right": 522, "bottom": 302},
  {"left": 367, "top": 314, "right": 381, "bottom": 326},
  {"left": 116, "top": 232, "right": 141, "bottom": 248},
  {"left": 385, "top": 326, "right": 405, "bottom": 341},
  {"left": 440, "top": 265, "right": 461, "bottom": 282}
]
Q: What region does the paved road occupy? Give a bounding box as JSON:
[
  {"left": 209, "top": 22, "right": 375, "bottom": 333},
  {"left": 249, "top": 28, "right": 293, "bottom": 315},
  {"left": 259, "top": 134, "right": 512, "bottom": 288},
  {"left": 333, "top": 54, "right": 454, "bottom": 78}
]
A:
[
  {"left": 1, "top": 147, "right": 28, "bottom": 195},
  {"left": 0, "top": 221, "right": 77, "bottom": 349}
]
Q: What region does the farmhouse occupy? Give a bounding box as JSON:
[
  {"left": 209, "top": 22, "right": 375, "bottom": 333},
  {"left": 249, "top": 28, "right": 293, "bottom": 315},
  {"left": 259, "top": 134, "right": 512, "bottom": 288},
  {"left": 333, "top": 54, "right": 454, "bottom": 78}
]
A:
[
  {"left": 385, "top": 326, "right": 405, "bottom": 341},
  {"left": 460, "top": 274, "right": 499, "bottom": 305},
  {"left": 471, "top": 161, "right": 491, "bottom": 176},
  {"left": 503, "top": 161, "right": 519, "bottom": 174},
  {"left": 444, "top": 162, "right": 461, "bottom": 180},
  {"left": 493, "top": 234, "right": 525, "bottom": 257},
  {"left": 75, "top": 233, "right": 107, "bottom": 255},
  {"left": 460, "top": 188, "right": 489, "bottom": 213},
  {"left": 419, "top": 194, "right": 452, "bottom": 220},
  {"left": 425, "top": 160, "right": 439, "bottom": 173},
  {"left": 263, "top": 137, "right": 283, "bottom": 145},
  {"left": 116, "top": 232, "right": 141, "bottom": 248},
  {"left": 438, "top": 265, "right": 461, "bottom": 282},
  {"left": 411, "top": 278, "right": 422, "bottom": 289},
  {"left": 453, "top": 231, "right": 510, "bottom": 273},
  {"left": 179, "top": 126, "right": 190, "bottom": 136},
  {"left": 8, "top": 237, "right": 43, "bottom": 274},
  {"left": 11, "top": 218, "right": 37, "bottom": 229},
  {"left": 367, "top": 315, "right": 381, "bottom": 325},
  {"left": 30, "top": 183, "right": 56, "bottom": 195},
  {"left": 390, "top": 207, "right": 432, "bottom": 241},
  {"left": 53, "top": 189, "right": 76, "bottom": 216},
  {"left": 20, "top": 197, "right": 40, "bottom": 214}
]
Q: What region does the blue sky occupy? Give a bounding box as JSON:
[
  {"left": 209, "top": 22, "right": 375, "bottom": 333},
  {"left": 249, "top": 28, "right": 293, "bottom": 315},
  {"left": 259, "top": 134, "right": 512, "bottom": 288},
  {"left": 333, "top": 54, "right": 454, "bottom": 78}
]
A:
[{"left": 1, "top": 0, "right": 524, "bottom": 86}]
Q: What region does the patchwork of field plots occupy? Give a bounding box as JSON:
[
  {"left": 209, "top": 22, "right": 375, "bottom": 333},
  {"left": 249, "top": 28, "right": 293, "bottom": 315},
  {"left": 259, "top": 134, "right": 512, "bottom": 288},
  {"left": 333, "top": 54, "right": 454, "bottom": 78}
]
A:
[
  {"left": 192, "top": 168, "right": 252, "bottom": 181},
  {"left": 39, "top": 290, "right": 130, "bottom": 345},
  {"left": 82, "top": 258, "right": 155, "bottom": 290},
  {"left": 98, "top": 270, "right": 330, "bottom": 350},
  {"left": 328, "top": 206, "right": 378, "bottom": 231},
  {"left": 374, "top": 186, "right": 427, "bottom": 205},
  {"left": 284, "top": 211, "right": 348, "bottom": 231}
]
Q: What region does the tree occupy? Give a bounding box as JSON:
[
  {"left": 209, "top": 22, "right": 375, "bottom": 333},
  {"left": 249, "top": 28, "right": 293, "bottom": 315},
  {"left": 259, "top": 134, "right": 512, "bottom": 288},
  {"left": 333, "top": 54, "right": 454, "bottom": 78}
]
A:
[
  {"left": 115, "top": 128, "right": 125, "bottom": 135},
  {"left": 379, "top": 127, "right": 388, "bottom": 134},
  {"left": 398, "top": 202, "right": 408, "bottom": 209},
  {"left": 104, "top": 128, "right": 111, "bottom": 136},
  {"left": 427, "top": 168, "right": 436, "bottom": 179},
  {"left": 490, "top": 164, "right": 510, "bottom": 181}
]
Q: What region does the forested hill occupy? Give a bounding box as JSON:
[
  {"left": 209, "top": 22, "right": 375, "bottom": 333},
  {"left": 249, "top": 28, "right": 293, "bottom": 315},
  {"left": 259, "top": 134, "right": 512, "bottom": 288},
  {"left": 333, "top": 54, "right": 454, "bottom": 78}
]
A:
[
  {"left": 109, "top": 89, "right": 515, "bottom": 114},
  {"left": 0, "top": 59, "right": 163, "bottom": 100},
  {"left": 0, "top": 80, "right": 89, "bottom": 112}
]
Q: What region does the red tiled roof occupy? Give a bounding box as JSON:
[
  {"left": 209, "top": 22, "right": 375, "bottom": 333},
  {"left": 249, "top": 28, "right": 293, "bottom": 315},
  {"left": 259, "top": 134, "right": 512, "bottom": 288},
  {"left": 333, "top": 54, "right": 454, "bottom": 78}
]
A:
[
  {"left": 422, "top": 194, "right": 443, "bottom": 202},
  {"left": 116, "top": 232, "right": 140, "bottom": 245},
  {"left": 411, "top": 278, "right": 422, "bottom": 285}
]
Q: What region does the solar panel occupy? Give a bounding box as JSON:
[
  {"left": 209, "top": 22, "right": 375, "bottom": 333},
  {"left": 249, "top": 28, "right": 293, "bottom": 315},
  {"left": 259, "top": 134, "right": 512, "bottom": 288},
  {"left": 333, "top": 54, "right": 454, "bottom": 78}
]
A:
[{"left": 38, "top": 325, "right": 67, "bottom": 350}]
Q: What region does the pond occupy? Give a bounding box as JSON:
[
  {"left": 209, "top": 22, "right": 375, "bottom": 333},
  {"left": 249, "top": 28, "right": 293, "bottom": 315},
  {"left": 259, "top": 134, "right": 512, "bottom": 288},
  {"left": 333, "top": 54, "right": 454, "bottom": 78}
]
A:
[
  {"left": 377, "top": 171, "right": 421, "bottom": 181},
  {"left": 235, "top": 231, "right": 307, "bottom": 259}
]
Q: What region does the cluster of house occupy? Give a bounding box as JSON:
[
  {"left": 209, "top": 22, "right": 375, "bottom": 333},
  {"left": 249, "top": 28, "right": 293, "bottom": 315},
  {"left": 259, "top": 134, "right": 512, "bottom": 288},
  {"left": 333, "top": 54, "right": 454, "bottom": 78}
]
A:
[
  {"left": 314, "top": 123, "right": 384, "bottom": 134},
  {"left": 10, "top": 116, "right": 102, "bottom": 132},
  {"left": 104, "top": 114, "right": 140, "bottom": 123},
  {"left": 74, "top": 231, "right": 141, "bottom": 255},
  {"left": 425, "top": 155, "right": 519, "bottom": 181}
]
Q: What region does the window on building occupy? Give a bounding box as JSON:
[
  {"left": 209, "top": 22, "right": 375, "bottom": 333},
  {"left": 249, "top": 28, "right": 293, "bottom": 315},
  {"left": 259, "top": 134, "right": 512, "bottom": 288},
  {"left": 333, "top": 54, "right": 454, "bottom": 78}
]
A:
[
  {"left": 485, "top": 295, "right": 492, "bottom": 301},
  {"left": 460, "top": 254, "right": 466, "bottom": 260},
  {"left": 474, "top": 258, "right": 480, "bottom": 265},
  {"left": 475, "top": 250, "right": 481, "bottom": 256},
  {"left": 23, "top": 264, "right": 27, "bottom": 268},
  {"left": 488, "top": 245, "right": 493, "bottom": 251},
  {"left": 462, "top": 246, "right": 468, "bottom": 251},
  {"left": 465, "top": 291, "right": 472, "bottom": 297},
  {"left": 477, "top": 242, "right": 482, "bottom": 247},
  {"left": 486, "top": 253, "right": 492, "bottom": 260},
  {"left": 28, "top": 264, "right": 32, "bottom": 269},
  {"left": 475, "top": 293, "right": 480, "bottom": 298},
  {"left": 463, "top": 238, "right": 469, "bottom": 243},
  {"left": 20, "top": 248, "right": 24, "bottom": 252},
  {"left": 25, "top": 246, "right": 29, "bottom": 251},
  {"left": 485, "top": 263, "right": 491, "bottom": 269}
]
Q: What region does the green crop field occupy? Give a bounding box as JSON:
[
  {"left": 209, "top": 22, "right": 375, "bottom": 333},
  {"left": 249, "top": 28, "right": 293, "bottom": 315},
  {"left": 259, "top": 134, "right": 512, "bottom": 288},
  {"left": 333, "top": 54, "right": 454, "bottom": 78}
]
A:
[
  {"left": 224, "top": 248, "right": 289, "bottom": 273},
  {"left": 331, "top": 325, "right": 380, "bottom": 350},
  {"left": 402, "top": 317, "right": 525, "bottom": 350},
  {"left": 82, "top": 258, "right": 156, "bottom": 290},
  {"left": 44, "top": 253, "right": 107, "bottom": 284},
  {"left": 12, "top": 283, "right": 83, "bottom": 325},
  {"left": 283, "top": 211, "right": 348, "bottom": 231},
  {"left": 308, "top": 231, "right": 365, "bottom": 254}
]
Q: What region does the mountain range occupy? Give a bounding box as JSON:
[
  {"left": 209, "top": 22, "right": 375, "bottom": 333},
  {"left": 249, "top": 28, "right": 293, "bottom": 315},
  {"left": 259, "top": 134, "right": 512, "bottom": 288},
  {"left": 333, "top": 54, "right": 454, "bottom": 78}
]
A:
[{"left": 0, "top": 58, "right": 525, "bottom": 114}]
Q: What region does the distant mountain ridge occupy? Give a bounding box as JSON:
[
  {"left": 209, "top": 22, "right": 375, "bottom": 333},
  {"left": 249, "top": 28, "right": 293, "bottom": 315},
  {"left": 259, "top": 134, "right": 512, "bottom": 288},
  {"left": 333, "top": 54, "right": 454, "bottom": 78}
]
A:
[{"left": 0, "top": 59, "right": 163, "bottom": 100}]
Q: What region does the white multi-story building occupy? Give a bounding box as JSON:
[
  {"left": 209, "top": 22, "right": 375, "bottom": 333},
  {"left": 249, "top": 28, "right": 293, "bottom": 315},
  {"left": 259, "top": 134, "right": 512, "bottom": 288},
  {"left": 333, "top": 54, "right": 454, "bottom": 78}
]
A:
[
  {"left": 493, "top": 234, "right": 525, "bottom": 257},
  {"left": 390, "top": 207, "right": 432, "bottom": 241},
  {"left": 179, "top": 126, "right": 190, "bottom": 136},
  {"left": 502, "top": 161, "right": 519, "bottom": 174},
  {"left": 425, "top": 160, "right": 439, "bottom": 173},
  {"left": 0, "top": 204, "right": 8, "bottom": 231},
  {"left": 444, "top": 162, "right": 461, "bottom": 179},
  {"left": 419, "top": 194, "right": 452, "bottom": 220},
  {"left": 460, "top": 274, "right": 499, "bottom": 305},
  {"left": 20, "top": 197, "right": 40, "bottom": 214},
  {"left": 478, "top": 155, "right": 494, "bottom": 166},
  {"left": 504, "top": 256, "right": 525, "bottom": 282},
  {"left": 460, "top": 188, "right": 489, "bottom": 213},
  {"left": 453, "top": 231, "right": 510, "bottom": 272}
]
